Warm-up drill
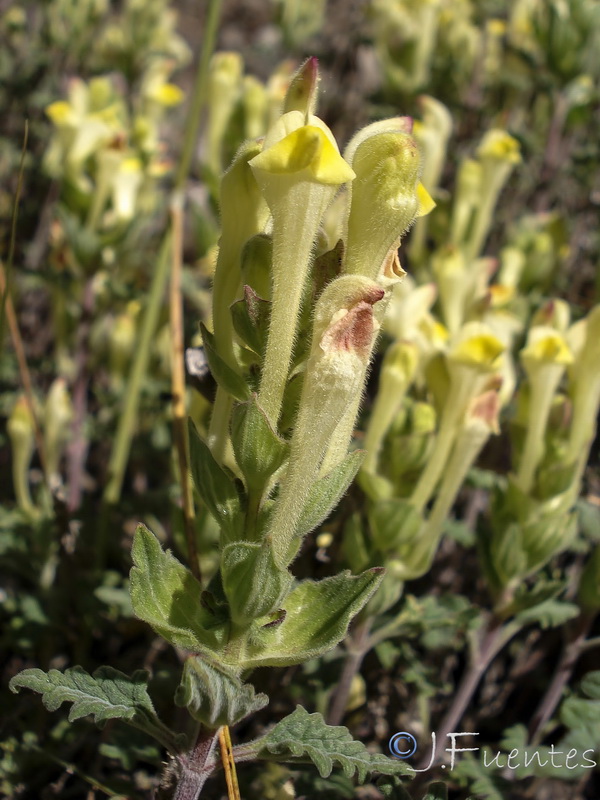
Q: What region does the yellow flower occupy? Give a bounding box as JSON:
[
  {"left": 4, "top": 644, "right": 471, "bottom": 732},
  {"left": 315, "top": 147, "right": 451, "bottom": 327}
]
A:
[
  {"left": 250, "top": 125, "right": 355, "bottom": 186},
  {"left": 477, "top": 129, "right": 521, "bottom": 165}
]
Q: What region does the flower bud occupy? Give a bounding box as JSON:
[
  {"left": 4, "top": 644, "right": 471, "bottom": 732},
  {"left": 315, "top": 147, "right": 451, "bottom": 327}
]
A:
[
  {"left": 283, "top": 57, "right": 319, "bottom": 117},
  {"left": 267, "top": 276, "right": 385, "bottom": 567},
  {"left": 451, "top": 158, "right": 482, "bottom": 246},
  {"left": 7, "top": 396, "right": 37, "bottom": 517},
  {"left": 409, "top": 96, "right": 452, "bottom": 261},
  {"left": 344, "top": 131, "right": 434, "bottom": 279},
  {"left": 44, "top": 379, "right": 73, "bottom": 481},
  {"left": 530, "top": 299, "right": 571, "bottom": 333},
  {"left": 243, "top": 76, "right": 268, "bottom": 140},
  {"left": 432, "top": 245, "right": 469, "bottom": 335},
  {"left": 206, "top": 52, "right": 243, "bottom": 176}
]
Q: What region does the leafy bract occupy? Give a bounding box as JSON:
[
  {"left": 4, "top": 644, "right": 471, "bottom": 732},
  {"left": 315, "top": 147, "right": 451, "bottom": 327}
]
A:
[
  {"left": 295, "top": 451, "right": 365, "bottom": 539},
  {"left": 221, "top": 540, "right": 293, "bottom": 625},
  {"left": 188, "top": 419, "right": 243, "bottom": 540},
  {"left": 230, "top": 396, "right": 288, "bottom": 494},
  {"left": 200, "top": 322, "right": 250, "bottom": 402},
  {"left": 9, "top": 666, "right": 183, "bottom": 752},
  {"left": 252, "top": 706, "right": 411, "bottom": 781},
  {"left": 175, "top": 656, "right": 268, "bottom": 727},
  {"left": 130, "top": 525, "right": 227, "bottom": 655},
  {"left": 243, "top": 568, "right": 384, "bottom": 668}
]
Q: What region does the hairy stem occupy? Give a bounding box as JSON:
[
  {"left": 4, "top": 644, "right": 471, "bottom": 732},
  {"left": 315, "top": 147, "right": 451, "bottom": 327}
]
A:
[{"left": 174, "top": 728, "right": 220, "bottom": 800}]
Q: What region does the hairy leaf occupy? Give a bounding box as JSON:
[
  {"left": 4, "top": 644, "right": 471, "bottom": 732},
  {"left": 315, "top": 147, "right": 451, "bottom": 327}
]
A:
[
  {"left": 9, "top": 666, "right": 182, "bottom": 752},
  {"left": 221, "top": 540, "right": 293, "bottom": 626},
  {"left": 175, "top": 656, "right": 268, "bottom": 727},
  {"left": 243, "top": 569, "right": 384, "bottom": 668},
  {"left": 252, "top": 706, "right": 410, "bottom": 781},
  {"left": 295, "top": 451, "right": 365, "bottom": 539},
  {"left": 230, "top": 286, "right": 270, "bottom": 358},
  {"left": 130, "top": 525, "right": 227, "bottom": 655},
  {"left": 200, "top": 322, "right": 250, "bottom": 402},
  {"left": 581, "top": 671, "right": 600, "bottom": 700},
  {"left": 515, "top": 598, "right": 579, "bottom": 629},
  {"left": 188, "top": 419, "right": 243, "bottom": 541},
  {"left": 230, "top": 396, "right": 288, "bottom": 494}
]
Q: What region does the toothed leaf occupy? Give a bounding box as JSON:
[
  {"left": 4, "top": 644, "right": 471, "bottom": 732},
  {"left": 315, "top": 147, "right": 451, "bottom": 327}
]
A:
[
  {"left": 253, "top": 706, "right": 411, "bottom": 781},
  {"left": 9, "top": 666, "right": 183, "bottom": 752},
  {"left": 130, "top": 525, "right": 227, "bottom": 655}
]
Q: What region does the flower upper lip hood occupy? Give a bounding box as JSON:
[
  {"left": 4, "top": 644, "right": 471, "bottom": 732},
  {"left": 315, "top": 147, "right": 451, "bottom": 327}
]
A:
[
  {"left": 449, "top": 323, "right": 505, "bottom": 372},
  {"left": 477, "top": 128, "right": 522, "bottom": 164},
  {"left": 249, "top": 124, "right": 355, "bottom": 186},
  {"left": 521, "top": 326, "right": 574, "bottom": 367}
]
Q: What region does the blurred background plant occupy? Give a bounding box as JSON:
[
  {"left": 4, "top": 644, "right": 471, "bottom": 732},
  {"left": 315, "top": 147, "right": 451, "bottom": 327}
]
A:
[{"left": 2, "top": 0, "right": 600, "bottom": 798}]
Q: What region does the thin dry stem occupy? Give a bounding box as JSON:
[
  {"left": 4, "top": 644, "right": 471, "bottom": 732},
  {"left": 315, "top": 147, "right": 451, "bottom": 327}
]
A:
[
  {"left": 0, "top": 260, "right": 49, "bottom": 484},
  {"left": 170, "top": 197, "right": 201, "bottom": 583},
  {"left": 219, "top": 725, "right": 241, "bottom": 800}
]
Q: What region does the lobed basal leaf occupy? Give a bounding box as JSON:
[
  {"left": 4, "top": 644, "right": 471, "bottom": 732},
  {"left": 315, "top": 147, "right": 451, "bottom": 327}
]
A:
[
  {"left": 9, "top": 665, "right": 183, "bottom": 752},
  {"left": 251, "top": 706, "right": 411, "bottom": 781}
]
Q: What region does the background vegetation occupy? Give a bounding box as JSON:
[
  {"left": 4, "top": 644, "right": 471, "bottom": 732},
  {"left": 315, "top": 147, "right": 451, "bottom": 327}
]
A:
[{"left": 2, "top": 0, "right": 600, "bottom": 798}]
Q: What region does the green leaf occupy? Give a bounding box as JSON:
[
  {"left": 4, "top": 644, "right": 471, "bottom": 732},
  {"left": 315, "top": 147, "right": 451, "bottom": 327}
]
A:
[
  {"left": 579, "top": 547, "right": 600, "bottom": 611},
  {"left": 376, "top": 776, "right": 413, "bottom": 799},
  {"left": 254, "top": 706, "right": 411, "bottom": 781},
  {"left": 9, "top": 666, "right": 183, "bottom": 753},
  {"left": 188, "top": 419, "right": 243, "bottom": 541},
  {"left": 175, "top": 656, "right": 268, "bottom": 727},
  {"left": 243, "top": 569, "right": 384, "bottom": 668},
  {"left": 368, "top": 498, "right": 422, "bottom": 554},
  {"left": 130, "top": 525, "right": 227, "bottom": 656},
  {"left": 515, "top": 598, "right": 580, "bottom": 629},
  {"left": 451, "top": 753, "right": 509, "bottom": 800},
  {"left": 499, "top": 579, "right": 564, "bottom": 618},
  {"left": 422, "top": 782, "right": 448, "bottom": 800},
  {"left": 577, "top": 499, "right": 600, "bottom": 542},
  {"left": 295, "top": 451, "right": 365, "bottom": 540},
  {"left": 560, "top": 696, "right": 600, "bottom": 732},
  {"left": 489, "top": 522, "right": 528, "bottom": 587},
  {"left": 200, "top": 322, "right": 250, "bottom": 402},
  {"left": 230, "top": 395, "right": 288, "bottom": 493},
  {"left": 230, "top": 286, "right": 270, "bottom": 358},
  {"left": 581, "top": 671, "right": 600, "bottom": 700},
  {"left": 221, "top": 541, "right": 293, "bottom": 626}
]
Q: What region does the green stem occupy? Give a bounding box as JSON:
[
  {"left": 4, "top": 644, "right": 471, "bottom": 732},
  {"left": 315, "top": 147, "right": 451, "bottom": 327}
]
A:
[
  {"left": 102, "top": 233, "right": 171, "bottom": 506},
  {"left": 102, "top": 0, "right": 223, "bottom": 510},
  {"left": 362, "top": 377, "right": 408, "bottom": 474},
  {"left": 410, "top": 377, "right": 470, "bottom": 512},
  {"left": 517, "top": 367, "right": 562, "bottom": 494},
  {"left": 465, "top": 162, "right": 510, "bottom": 262},
  {"left": 174, "top": 0, "right": 224, "bottom": 192}
]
